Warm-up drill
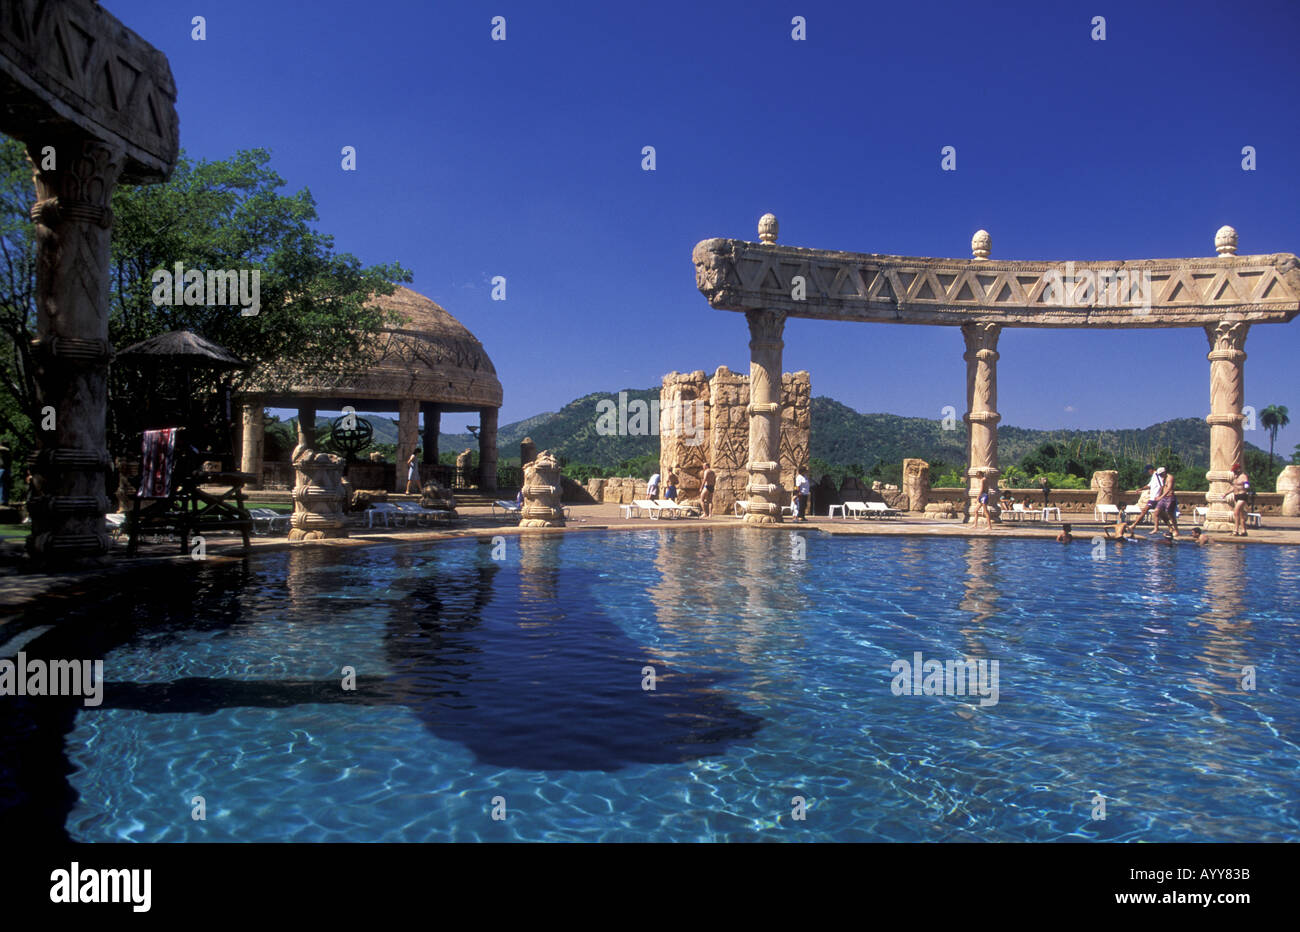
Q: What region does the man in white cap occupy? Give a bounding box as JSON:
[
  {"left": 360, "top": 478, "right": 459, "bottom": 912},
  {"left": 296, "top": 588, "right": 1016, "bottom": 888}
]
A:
[{"left": 1129, "top": 464, "right": 1164, "bottom": 530}]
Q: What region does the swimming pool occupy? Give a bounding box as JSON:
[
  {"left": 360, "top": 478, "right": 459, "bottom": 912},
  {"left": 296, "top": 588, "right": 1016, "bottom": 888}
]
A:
[{"left": 2, "top": 529, "right": 1297, "bottom": 841}]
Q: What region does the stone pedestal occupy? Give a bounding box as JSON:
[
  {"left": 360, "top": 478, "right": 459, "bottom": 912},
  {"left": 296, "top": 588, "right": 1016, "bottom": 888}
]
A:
[
  {"left": 1277, "top": 464, "right": 1300, "bottom": 517},
  {"left": 962, "top": 322, "right": 1002, "bottom": 522},
  {"left": 520, "top": 449, "right": 564, "bottom": 527},
  {"left": 743, "top": 310, "right": 786, "bottom": 524},
  {"left": 903, "top": 458, "right": 930, "bottom": 512},
  {"left": 289, "top": 449, "right": 348, "bottom": 540},
  {"left": 1091, "top": 470, "right": 1119, "bottom": 507},
  {"left": 1203, "top": 322, "right": 1248, "bottom": 533}
]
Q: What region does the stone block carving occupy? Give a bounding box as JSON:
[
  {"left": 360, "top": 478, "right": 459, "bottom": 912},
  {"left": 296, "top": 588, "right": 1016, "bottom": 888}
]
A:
[
  {"left": 1091, "top": 470, "right": 1119, "bottom": 506},
  {"left": 903, "top": 458, "right": 930, "bottom": 512},
  {"left": 1278, "top": 465, "right": 1300, "bottom": 517}
]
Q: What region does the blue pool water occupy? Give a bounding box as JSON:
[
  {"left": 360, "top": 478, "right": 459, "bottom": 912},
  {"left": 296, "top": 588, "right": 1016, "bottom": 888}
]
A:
[{"left": 3, "top": 529, "right": 1298, "bottom": 841}]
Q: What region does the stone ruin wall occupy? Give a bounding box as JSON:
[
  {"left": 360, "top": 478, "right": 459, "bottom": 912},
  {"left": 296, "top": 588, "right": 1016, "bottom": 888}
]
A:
[{"left": 658, "top": 366, "right": 811, "bottom": 515}]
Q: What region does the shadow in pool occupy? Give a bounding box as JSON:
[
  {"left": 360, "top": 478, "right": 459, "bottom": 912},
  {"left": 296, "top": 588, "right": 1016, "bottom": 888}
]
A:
[{"left": 1, "top": 539, "right": 763, "bottom": 837}]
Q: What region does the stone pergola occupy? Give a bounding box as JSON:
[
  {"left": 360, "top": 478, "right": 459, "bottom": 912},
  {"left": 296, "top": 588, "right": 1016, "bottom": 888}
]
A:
[
  {"left": 0, "top": 0, "right": 179, "bottom": 561},
  {"left": 694, "top": 216, "right": 1300, "bottom": 530},
  {"left": 239, "top": 286, "right": 502, "bottom": 492}
]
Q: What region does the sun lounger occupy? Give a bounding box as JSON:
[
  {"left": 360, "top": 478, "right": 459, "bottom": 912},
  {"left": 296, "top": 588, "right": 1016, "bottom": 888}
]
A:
[
  {"left": 492, "top": 499, "right": 522, "bottom": 518},
  {"left": 105, "top": 512, "right": 126, "bottom": 540},
  {"left": 366, "top": 502, "right": 404, "bottom": 528},
  {"left": 248, "top": 508, "right": 291, "bottom": 535},
  {"left": 864, "top": 501, "right": 899, "bottom": 518},
  {"left": 1009, "top": 503, "right": 1042, "bottom": 522},
  {"left": 1094, "top": 503, "right": 1120, "bottom": 523},
  {"left": 633, "top": 499, "right": 680, "bottom": 520},
  {"left": 842, "top": 501, "right": 869, "bottom": 519},
  {"left": 1247, "top": 511, "right": 1262, "bottom": 528}
]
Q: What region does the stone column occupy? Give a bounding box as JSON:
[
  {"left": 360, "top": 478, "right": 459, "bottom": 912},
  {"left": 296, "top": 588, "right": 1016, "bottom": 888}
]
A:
[
  {"left": 240, "top": 402, "right": 265, "bottom": 488},
  {"left": 396, "top": 398, "right": 418, "bottom": 490},
  {"left": 25, "top": 137, "right": 125, "bottom": 561},
  {"left": 1203, "top": 321, "right": 1249, "bottom": 532},
  {"left": 962, "top": 322, "right": 1002, "bottom": 521},
  {"left": 903, "top": 458, "right": 931, "bottom": 512},
  {"left": 743, "top": 310, "right": 786, "bottom": 524},
  {"left": 421, "top": 403, "right": 440, "bottom": 464},
  {"left": 478, "top": 406, "right": 498, "bottom": 492}
]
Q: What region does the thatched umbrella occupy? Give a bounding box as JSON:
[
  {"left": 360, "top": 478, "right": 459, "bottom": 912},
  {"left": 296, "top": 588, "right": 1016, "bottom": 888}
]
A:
[{"left": 115, "top": 331, "right": 248, "bottom": 456}]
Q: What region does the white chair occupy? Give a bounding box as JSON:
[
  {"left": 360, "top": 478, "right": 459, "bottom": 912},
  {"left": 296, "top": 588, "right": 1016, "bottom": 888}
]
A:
[
  {"left": 1094, "top": 503, "right": 1120, "bottom": 523},
  {"left": 248, "top": 507, "right": 290, "bottom": 535},
  {"left": 828, "top": 504, "right": 846, "bottom": 518},
  {"left": 1040, "top": 506, "right": 1061, "bottom": 521},
  {"left": 842, "top": 501, "right": 869, "bottom": 519},
  {"left": 1247, "top": 511, "right": 1262, "bottom": 528},
  {"left": 865, "top": 501, "right": 899, "bottom": 518},
  {"left": 734, "top": 500, "right": 751, "bottom": 517},
  {"left": 634, "top": 499, "right": 675, "bottom": 520}
]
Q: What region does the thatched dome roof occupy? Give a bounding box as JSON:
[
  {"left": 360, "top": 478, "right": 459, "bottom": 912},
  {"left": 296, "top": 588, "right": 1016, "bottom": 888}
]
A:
[{"left": 246, "top": 286, "right": 502, "bottom": 410}]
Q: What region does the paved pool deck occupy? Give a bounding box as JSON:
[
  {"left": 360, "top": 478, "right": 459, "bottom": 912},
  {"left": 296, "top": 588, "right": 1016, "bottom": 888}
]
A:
[{"left": 1, "top": 502, "right": 1296, "bottom": 620}]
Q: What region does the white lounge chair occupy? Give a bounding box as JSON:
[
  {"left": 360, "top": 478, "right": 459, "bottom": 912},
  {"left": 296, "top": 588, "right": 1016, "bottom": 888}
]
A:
[
  {"left": 1094, "top": 503, "right": 1120, "bottom": 523},
  {"left": 248, "top": 508, "right": 291, "bottom": 535},
  {"left": 864, "top": 501, "right": 899, "bottom": 518},
  {"left": 1247, "top": 511, "right": 1262, "bottom": 528},
  {"left": 492, "top": 499, "right": 522, "bottom": 518},
  {"left": 841, "top": 501, "right": 869, "bottom": 519},
  {"left": 634, "top": 499, "right": 679, "bottom": 520}
]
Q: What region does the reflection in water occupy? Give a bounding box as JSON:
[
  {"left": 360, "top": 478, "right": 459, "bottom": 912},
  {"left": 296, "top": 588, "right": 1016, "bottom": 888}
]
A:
[
  {"left": 1188, "top": 544, "right": 1252, "bottom": 703},
  {"left": 958, "top": 538, "right": 999, "bottom": 657}
]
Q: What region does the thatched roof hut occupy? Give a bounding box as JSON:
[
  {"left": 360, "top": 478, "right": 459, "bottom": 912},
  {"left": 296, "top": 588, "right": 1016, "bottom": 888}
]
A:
[{"left": 237, "top": 286, "right": 502, "bottom": 490}]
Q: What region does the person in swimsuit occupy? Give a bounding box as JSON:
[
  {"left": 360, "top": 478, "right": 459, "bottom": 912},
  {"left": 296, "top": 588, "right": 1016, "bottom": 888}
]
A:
[
  {"left": 1151, "top": 468, "right": 1179, "bottom": 538},
  {"left": 1228, "top": 462, "right": 1250, "bottom": 536},
  {"left": 700, "top": 462, "right": 716, "bottom": 517},
  {"left": 664, "top": 470, "right": 678, "bottom": 502},
  {"left": 972, "top": 470, "right": 993, "bottom": 529},
  {"left": 1056, "top": 522, "right": 1073, "bottom": 543}
]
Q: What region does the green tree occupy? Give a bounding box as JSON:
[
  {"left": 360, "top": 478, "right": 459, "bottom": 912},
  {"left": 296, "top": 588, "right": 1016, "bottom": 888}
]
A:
[
  {"left": 0, "top": 137, "right": 411, "bottom": 462},
  {"left": 1260, "top": 404, "right": 1290, "bottom": 469}
]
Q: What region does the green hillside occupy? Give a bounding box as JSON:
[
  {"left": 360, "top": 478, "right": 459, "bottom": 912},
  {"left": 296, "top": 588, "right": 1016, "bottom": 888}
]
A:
[{"left": 285, "top": 391, "right": 1262, "bottom": 473}]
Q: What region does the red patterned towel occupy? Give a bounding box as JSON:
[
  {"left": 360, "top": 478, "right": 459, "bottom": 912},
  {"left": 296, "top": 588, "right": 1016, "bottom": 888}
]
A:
[{"left": 138, "top": 428, "right": 178, "bottom": 498}]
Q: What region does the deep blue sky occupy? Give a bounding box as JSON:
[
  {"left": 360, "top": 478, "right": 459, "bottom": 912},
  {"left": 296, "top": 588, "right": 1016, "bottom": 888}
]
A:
[{"left": 107, "top": 0, "right": 1300, "bottom": 457}]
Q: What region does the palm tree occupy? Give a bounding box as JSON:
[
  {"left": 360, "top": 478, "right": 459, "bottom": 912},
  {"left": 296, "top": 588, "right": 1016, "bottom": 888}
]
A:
[{"left": 1260, "top": 405, "right": 1291, "bottom": 468}]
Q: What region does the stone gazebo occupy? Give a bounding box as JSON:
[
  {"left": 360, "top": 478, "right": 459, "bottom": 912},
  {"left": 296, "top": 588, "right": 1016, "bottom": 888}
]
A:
[{"left": 238, "top": 286, "right": 502, "bottom": 493}]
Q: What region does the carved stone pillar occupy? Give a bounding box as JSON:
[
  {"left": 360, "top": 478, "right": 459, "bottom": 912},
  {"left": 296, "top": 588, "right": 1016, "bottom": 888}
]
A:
[
  {"left": 240, "top": 402, "right": 265, "bottom": 488},
  {"left": 962, "top": 322, "right": 1002, "bottom": 521},
  {"left": 520, "top": 450, "right": 565, "bottom": 527},
  {"left": 743, "top": 310, "right": 786, "bottom": 524},
  {"left": 25, "top": 137, "right": 125, "bottom": 561},
  {"left": 1203, "top": 321, "right": 1249, "bottom": 532},
  {"left": 903, "top": 458, "right": 931, "bottom": 512},
  {"left": 421, "top": 403, "right": 440, "bottom": 464},
  {"left": 396, "top": 398, "right": 418, "bottom": 490},
  {"left": 478, "top": 406, "right": 498, "bottom": 492}
]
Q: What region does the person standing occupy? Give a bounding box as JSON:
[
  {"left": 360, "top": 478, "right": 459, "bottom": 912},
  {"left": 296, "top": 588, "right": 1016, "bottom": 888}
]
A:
[
  {"left": 972, "top": 470, "right": 994, "bottom": 529},
  {"left": 405, "top": 450, "right": 421, "bottom": 494},
  {"left": 794, "top": 468, "right": 810, "bottom": 521},
  {"left": 1128, "top": 464, "right": 1162, "bottom": 529},
  {"left": 1228, "top": 462, "right": 1251, "bottom": 537},
  {"left": 1151, "top": 468, "right": 1180, "bottom": 538},
  {"left": 647, "top": 471, "right": 661, "bottom": 501},
  {"left": 1039, "top": 475, "right": 1052, "bottom": 507},
  {"left": 664, "top": 470, "right": 678, "bottom": 502},
  {"left": 700, "top": 462, "right": 716, "bottom": 517}
]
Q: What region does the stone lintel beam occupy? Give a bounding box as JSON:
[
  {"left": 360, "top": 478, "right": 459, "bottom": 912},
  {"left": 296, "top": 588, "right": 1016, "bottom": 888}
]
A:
[
  {"left": 0, "top": 0, "right": 180, "bottom": 183},
  {"left": 693, "top": 238, "right": 1300, "bottom": 329}
]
